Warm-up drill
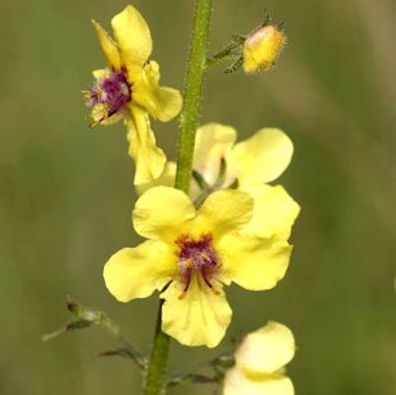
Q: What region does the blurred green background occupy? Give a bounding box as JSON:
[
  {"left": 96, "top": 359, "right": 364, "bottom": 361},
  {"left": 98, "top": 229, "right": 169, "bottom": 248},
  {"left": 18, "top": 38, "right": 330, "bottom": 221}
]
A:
[{"left": 1, "top": 0, "right": 395, "bottom": 393}]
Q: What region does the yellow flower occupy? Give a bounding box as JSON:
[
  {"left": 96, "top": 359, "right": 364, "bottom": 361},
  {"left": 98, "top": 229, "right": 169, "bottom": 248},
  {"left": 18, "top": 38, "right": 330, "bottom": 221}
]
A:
[
  {"left": 193, "top": 124, "right": 300, "bottom": 239},
  {"left": 84, "top": 5, "right": 183, "bottom": 185},
  {"left": 103, "top": 187, "right": 293, "bottom": 348},
  {"left": 224, "top": 321, "right": 295, "bottom": 395},
  {"left": 243, "top": 25, "right": 287, "bottom": 74}
]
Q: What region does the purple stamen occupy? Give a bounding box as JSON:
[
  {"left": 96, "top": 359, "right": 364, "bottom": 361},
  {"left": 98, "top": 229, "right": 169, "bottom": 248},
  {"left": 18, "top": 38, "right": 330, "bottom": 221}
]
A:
[
  {"left": 176, "top": 234, "right": 219, "bottom": 294},
  {"left": 86, "top": 68, "right": 131, "bottom": 120}
]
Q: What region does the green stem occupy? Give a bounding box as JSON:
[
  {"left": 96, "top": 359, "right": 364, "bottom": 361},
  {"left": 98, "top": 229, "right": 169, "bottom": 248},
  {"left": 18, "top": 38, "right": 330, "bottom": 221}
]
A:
[
  {"left": 143, "top": 301, "right": 169, "bottom": 395},
  {"left": 175, "top": 0, "right": 213, "bottom": 194},
  {"left": 143, "top": 1, "right": 213, "bottom": 394}
]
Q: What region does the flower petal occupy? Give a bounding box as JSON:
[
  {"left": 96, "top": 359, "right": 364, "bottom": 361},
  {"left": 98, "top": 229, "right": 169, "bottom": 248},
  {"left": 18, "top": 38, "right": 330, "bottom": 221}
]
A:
[
  {"left": 127, "top": 106, "right": 166, "bottom": 185},
  {"left": 111, "top": 5, "right": 152, "bottom": 65},
  {"left": 135, "top": 161, "right": 176, "bottom": 196},
  {"left": 224, "top": 367, "right": 294, "bottom": 395},
  {"left": 197, "top": 190, "right": 253, "bottom": 237},
  {"left": 103, "top": 240, "right": 175, "bottom": 302},
  {"left": 133, "top": 61, "right": 183, "bottom": 121},
  {"left": 235, "top": 321, "right": 296, "bottom": 374},
  {"left": 193, "top": 123, "right": 237, "bottom": 186},
  {"left": 161, "top": 277, "right": 232, "bottom": 348},
  {"left": 92, "top": 20, "right": 121, "bottom": 69},
  {"left": 133, "top": 186, "right": 196, "bottom": 240},
  {"left": 219, "top": 234, "right": 292, "bottom": 291},
  {"left": 232, "top": 128, "right": 293, "bottom": 184},
  {"left": 134, "top": 86, "right": 183, "bottom": 122},
  {"left": 240, "top": 184, "right": 300, "bottom": 239}
]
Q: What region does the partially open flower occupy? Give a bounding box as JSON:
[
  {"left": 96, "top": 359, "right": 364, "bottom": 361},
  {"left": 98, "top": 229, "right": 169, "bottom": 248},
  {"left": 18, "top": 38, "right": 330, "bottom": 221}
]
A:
[
  {"left": 193, "top": 124, "right": 300, "bottom": 239},
  {"left": 224, "top": 321, "right": 296, "bottom": 395},
  {"left": 103, "top": 187, "right": 293, "bottom": 348},
  {"left": 243, "top": 25, "right": 287, "bottom": 74},
  {"left": 84, "top": 5, "right": 183, "bottom": 185}
]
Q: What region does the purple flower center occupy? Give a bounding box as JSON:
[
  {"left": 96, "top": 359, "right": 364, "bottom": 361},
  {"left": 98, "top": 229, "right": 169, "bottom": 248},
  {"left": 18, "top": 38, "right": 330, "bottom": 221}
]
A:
[
  {"left": 176, "top": 234, "right": 219, "bottom": 294},
  {"left": 86, "top": 68, "right": 131, "bottom": 119}
]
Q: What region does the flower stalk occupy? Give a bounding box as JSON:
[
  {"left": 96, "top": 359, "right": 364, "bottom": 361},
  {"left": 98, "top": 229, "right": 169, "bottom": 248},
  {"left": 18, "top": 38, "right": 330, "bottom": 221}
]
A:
[
  {"left": 175, "top": 0, "right": 213, "bottom": 194},
  {"left": 143, "top": 0, "right": 213, "bottom": 394},
  {"left": 143, "top": 300, "right": 170, "bottom": 395}
]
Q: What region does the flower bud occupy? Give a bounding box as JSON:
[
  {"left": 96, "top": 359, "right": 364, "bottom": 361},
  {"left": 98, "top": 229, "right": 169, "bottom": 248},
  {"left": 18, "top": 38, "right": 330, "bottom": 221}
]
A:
[
  {"left": 243, "top": 25, "right": 287, "bottom": 74},
  {"left": 223, "top": 322, "right": 296, "bottom": 395},
  {"left": 235, "top": 321, "right": 295, "bottom": 374}
]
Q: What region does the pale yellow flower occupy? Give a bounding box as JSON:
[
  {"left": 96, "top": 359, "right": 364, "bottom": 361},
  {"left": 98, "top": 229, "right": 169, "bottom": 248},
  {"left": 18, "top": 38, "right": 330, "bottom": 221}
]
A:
[
  {"left": 224, "top": 321, "right": 295, "bottom": 395},
  {"left": 193, "top": 124, "right": 300, "bottom": 239},
  {"left": 140, "top": 123, "right": 300, "bottom": 240},
  {"left": 103, "top": 187, "right": 293, "bottom": 348},
  {"left": 243, "top": 25, "right": 287, "bottom": 74},
  {"left": 84, "top": 5, "right": 183, "bottom": 185}
]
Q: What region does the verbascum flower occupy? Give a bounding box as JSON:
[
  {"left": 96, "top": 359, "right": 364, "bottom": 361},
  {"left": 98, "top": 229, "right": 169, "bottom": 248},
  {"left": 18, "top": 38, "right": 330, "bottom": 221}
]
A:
[
  {"left": 243, "top": 25, "right": 287, "bottom": 74},
  {"left": 193, "top": 124, "right": 300, "bottom": 239},
  {"left": 224, "top": 321, "right": 295, "bottom": 395},
  {"left": 103, "top": 187, "right": 293, "bottom": 348},
  {"left": 84, "top": 5, "right": 183, "bottom": 184}
]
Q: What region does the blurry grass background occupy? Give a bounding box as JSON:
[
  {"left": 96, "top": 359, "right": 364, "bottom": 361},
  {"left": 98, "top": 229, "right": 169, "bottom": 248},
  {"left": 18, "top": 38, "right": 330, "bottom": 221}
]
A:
[{"left": 1, "top": 0, "right": 395, "bottom": 394}]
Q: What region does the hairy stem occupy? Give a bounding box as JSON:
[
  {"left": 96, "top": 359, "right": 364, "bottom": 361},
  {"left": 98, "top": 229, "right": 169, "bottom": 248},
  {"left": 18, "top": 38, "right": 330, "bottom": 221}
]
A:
[
  {"left": 143, "top": 0, "right": 213, "bottom": 394},
  {"left": 175, "top": 0, "right": 213, "bottom": 194}
]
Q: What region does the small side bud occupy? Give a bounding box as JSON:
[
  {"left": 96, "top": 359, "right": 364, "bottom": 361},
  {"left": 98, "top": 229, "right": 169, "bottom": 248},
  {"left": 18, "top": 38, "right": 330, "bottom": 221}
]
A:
[{"left": 243, "top": 25, "right": 287, "bottom": 74}]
